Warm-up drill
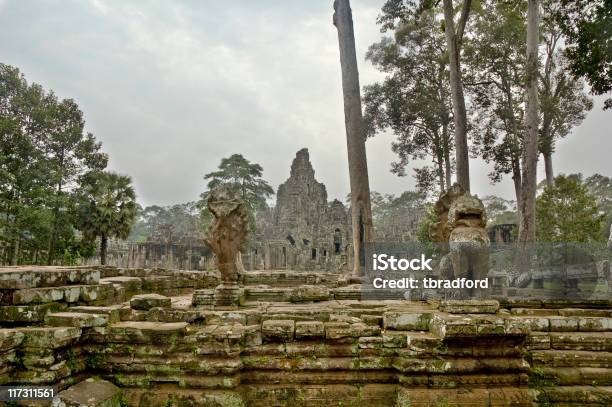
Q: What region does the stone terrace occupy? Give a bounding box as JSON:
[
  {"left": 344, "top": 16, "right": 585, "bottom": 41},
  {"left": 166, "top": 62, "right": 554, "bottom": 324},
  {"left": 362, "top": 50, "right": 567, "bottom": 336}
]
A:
[{"left": 0, "top": 266, "right": 611, "bottom": 406}]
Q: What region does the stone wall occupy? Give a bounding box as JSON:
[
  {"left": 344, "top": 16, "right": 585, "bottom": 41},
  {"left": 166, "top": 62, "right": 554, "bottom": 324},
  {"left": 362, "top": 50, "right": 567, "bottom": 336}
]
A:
[{"left": 1, "top": 266, "right": 611, "bottom": 406}]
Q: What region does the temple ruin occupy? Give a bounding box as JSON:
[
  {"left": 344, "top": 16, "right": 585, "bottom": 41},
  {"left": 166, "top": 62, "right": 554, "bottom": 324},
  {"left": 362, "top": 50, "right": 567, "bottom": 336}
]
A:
[{"left": 249, "top": 148, "right": 353, "bottom": 272}]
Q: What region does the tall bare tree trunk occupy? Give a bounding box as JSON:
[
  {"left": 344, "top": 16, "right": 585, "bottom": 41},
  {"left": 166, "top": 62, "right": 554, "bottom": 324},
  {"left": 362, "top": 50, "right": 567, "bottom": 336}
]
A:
[
  {"left": 333, "top": 0, "right": 374, "bottom": 277},
  {"left": 543, "top": 152, "right": 554, "bottom": 187},
  {"left": 518, "top": 0, "right": 540, "bottom": 244},
  {"left": 442, "top": 0, "right": 472, "bottom": 192},
  {"left": 100, "top": 234, "right": 108, "bottom": 266},
  {"left": 442, "top": 124, "right": 452, "bottom": 189},
  {"left": 12, "top": 237, "right": 20, "bottom": 266}
]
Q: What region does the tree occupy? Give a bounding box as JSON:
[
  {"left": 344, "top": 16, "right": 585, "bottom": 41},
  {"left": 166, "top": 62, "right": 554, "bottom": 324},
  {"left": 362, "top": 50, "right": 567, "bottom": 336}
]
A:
[
  {"left": 536, "top": 174, "right": 605, "bottom": 243},
  {"left": 441, "top": 0, "right": 473, "bottom": 192},
  {"left": 129, "top": 202, "right": 202, "bottom": 242},
  {"left": 539, "top": 1, "right": 593, "bottom": 186},
  {"left": 199, "top": 154, "right": 274, "bottom": 231},
  {"left": 369, "top": 190, "right": 427, "bottom": 240},
  {"left": 76, "top": 172, "right": 137, "bottom": 265},
  {"left": 518, "top": 0, "right": 540, "bottom": 244},
  {"left": 0, "top": 64, "right": 53, "bottom": 264},
  {"left": 582, "top": 174, "right": 612, "bottom": 241},
  {"left": 551, "top": 0, "right": 612, "bottom": 109},
  {"left": 482, "top": 195, "right": 518, "bottom": 226},
  {"left": 465, "top": 1, "right": 527, "bottom": 210},
  {"left": 334, "top": 0, "right": 374, "bottom": 276},
  {"left": 364, "top": 7, "right": 454, "bottom": 196},
  {"left": 42, "top": 95, "right": 108, "bottom": 264}
]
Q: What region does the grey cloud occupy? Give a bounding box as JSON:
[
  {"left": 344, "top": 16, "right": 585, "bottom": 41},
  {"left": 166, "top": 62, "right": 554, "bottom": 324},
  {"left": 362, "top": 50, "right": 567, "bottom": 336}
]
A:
[{"left": 0, "top": 0, "right": 608, "bottom": 206}]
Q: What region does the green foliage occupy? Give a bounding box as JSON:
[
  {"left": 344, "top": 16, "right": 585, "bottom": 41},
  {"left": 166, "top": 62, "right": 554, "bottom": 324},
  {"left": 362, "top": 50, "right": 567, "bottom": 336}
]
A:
[
  {"left": 0, "top": 63, "right": 108, "bottom": 265},
  {"left": 551, "top": 0, "right": 612, "bottom": 109},
  {"left": 75, "top": 171, "right": 137, "bottom": 264},
  {"left": 129, "top": 201, "right": 202, "bottom": 242},
  {"left": 482, "top": 195, "right": 518, "bottom": 226},
  {"left": 536, "top": 174, "right": 605, "bottom": 243},
  {"left": 198, "top": 154, "right": 274, "bottom": 232},
  {"left": 370, "top": 190, "right": 428, "bottom": 240},
  {"left": 364, "top": 4, "right": 454, "bottom": 196},
  {"left": 416, "top": 204, "right": 437, "bottom": 245},
  {"left": 582, "top": 173, "right": 612, "bottom": 241}
]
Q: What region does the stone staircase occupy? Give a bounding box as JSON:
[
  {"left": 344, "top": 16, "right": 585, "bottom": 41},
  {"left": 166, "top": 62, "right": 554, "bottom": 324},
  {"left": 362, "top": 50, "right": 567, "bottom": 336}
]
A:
[
  {"left": 510, "top": 306, "right": 612, "bottom": 405},
  {"left": 1, "top": 266, "right": 612, "bottom": 406}
]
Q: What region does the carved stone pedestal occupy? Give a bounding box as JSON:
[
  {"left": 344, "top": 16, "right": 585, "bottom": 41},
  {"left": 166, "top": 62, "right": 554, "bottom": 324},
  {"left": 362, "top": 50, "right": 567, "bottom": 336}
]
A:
[{"left": 213, "top": 284, "right": 245, "bottom": 307}]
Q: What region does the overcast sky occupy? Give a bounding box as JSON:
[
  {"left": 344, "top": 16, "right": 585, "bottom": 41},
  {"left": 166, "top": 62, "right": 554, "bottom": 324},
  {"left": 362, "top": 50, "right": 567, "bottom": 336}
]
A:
[{"left": 1, "top": 0, "right": 609, "bottom": 206}]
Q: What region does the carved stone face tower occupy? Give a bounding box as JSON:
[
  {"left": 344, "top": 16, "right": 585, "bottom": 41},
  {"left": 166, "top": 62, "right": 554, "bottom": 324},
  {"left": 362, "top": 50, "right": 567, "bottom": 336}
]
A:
[
  {"left": 252, "top": 148, "right": 352, "bottom": 271},
  {"left": 275, "top": 148, "right": 329, "bottom": 241}
]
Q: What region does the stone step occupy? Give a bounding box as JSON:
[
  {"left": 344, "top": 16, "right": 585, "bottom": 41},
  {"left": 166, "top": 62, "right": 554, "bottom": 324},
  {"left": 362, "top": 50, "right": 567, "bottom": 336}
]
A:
[
  {"left": 0, "top": 329, "right": 25, "bottom": 351},
  {"left": 45, "top": 312, "right": 109, "bottom": 327},
  {"left": 430, "top": 314, "right": 528, "bottom": 339},
  {"left": 510, "top": 307, "right": 612, "bottom": 318},
  {"left": 244, "top": 287, "right": 290, "bottom": 302},
  {"left": 382, "top": 311, "right": 432, "bottom": 331},
  {"left": 549, "top": 332, "right": 612, "bottom": 352},
  {"left": 0, "top": 303, "right": 66, "bottom": 323},
  {"left": 510, "top": 315, "right": 612, "bottom": 332},
  {"left": 106, "top": 321, "right": 188, "bottom": 343},
  {"left": 129, "top": 293, "right": 171, "bottom": 310},
  {"left": 439, "top": 300, "right": 500, "bottom": 314},
  {"left": 13, "top": 326, "right": 81, "bottom": 349},
  {"left": 536, "top": 385, "right": 612, "bottom": 405},
  {"left": 100, "top": 276, "right": 142, "bottom": 292},
  {"left": 536, "top": 367, "right": 612, "bottom": 386},
  {"left": 531, "top": 350, "right": 612, "bottom": 368},
  {"left": 0, "top": 266, "right": 100, "bottom": 289},
  {"left": 9, "top": 284, "right": 112, "bottom": 305},
  {"left": 56, "top": 377, "right": 122, "bottom": 407},
  {"left": 68, "top": 305, "right": 121, "bottom": 323}
]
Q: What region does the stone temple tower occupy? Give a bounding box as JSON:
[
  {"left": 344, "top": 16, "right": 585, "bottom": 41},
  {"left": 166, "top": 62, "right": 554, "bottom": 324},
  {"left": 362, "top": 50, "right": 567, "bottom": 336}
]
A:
[{"left": 251, "top": 148, "right": 352, "bottom": 271}]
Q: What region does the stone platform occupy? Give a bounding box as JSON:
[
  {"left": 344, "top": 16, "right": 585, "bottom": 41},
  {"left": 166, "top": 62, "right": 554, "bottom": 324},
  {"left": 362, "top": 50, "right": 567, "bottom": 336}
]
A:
[{"left": 0, "top": 266, "right": 611, "bottom": 406}]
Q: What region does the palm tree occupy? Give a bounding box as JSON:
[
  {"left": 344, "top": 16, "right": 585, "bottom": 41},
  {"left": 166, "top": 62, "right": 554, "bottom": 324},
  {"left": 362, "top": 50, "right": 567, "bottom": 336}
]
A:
[{"left": 76, "top": 171, "right": 137, "bottom": 265}]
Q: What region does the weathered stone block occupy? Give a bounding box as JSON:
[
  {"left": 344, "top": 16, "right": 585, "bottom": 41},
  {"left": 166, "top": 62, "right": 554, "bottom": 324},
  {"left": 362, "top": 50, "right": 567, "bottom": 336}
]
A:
[
  {"left": 512, "top": 317, "right": 550, "bottom": 332},
  {"left": 0, "top": 329, "right": 24, "bottom": 351},
  {"left": 0, "top": 303, "right": 65, "bottom": 323},
  {"left": 69, "top": 306, "right": 121, "bottom": 323},
  {"left": 262, "top": 319, "right": 294, "bottom": 342},
  {"left": 350, "top": 322, "right": 381, "bottom": 337},
  {"left": 192, "top": 289, "right": 214, "bottom": 306},
  {"left": 130, "top": 294, "right": 171, "bottom": 310},
  {"left": 527, "top": 332, "right": 551, "bottom": 350},
  {"left": 383, "top": 331, "right": 408, "bottom": 348},
  {"left": 15, "top": 326, "right": 81, "bottom": 349},
  {"left": 324, "top": 322, "right": 351, "bottom": 340},
  {"left": 56, "top": 377, "right": 122, "bottom": 407},
  {"left": 578, "top": 317, "right": 612, "bottom": 332},
  {"left": 80, "top": 284, "right": 112, "bottom": 303},
  {"left": 244, "top": 324, "right": 262, "bottom": 347},
  {"left": 289, "top": 285, "right": 330, "bottom": 302},
  {"left": 439, "top": 300, "right": 500, "bottom": 314},
  {"left": 330, "top": 314, "right": 362, "bottom": 324},
  {"left": 295, "top": 321, "right": 325, "bottom": 339},
  {"left": 549, "top": 317, "right": 579, "bottom": 332},
  {"left": 107, "top": 321, "right": 187, "bottom": 344},
  {"left": 358, "top": 336, "right": 383, "bottom": 349},
  {"left": 361, "top": 314, "right": 383, "bottom": 326},
  {"left": 0, "top": 267, "right": 99, "bottom": 289},
  {"left": 12, "top": 285, "right": 83, "bottom": 305},
  {"left": 383, "top": 312, "right": 431, "bottom": 331},
  {"left": 45, "top": 312, "right": 108, "bottom": 328},
  {"left": 550, "top": 332, "right": 612, "bottom": 352}
]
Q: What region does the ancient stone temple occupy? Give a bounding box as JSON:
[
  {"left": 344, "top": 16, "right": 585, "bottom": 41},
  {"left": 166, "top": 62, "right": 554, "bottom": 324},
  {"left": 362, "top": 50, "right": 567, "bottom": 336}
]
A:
[{"left": 249, "top": 148, "right": 352, "bottom": 272}]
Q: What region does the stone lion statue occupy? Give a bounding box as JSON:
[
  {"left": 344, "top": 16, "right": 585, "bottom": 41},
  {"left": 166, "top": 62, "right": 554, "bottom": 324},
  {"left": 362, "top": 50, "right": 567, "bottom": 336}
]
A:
[{"left": 431, "top": 184, "right": 490, "bottom": 297}]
